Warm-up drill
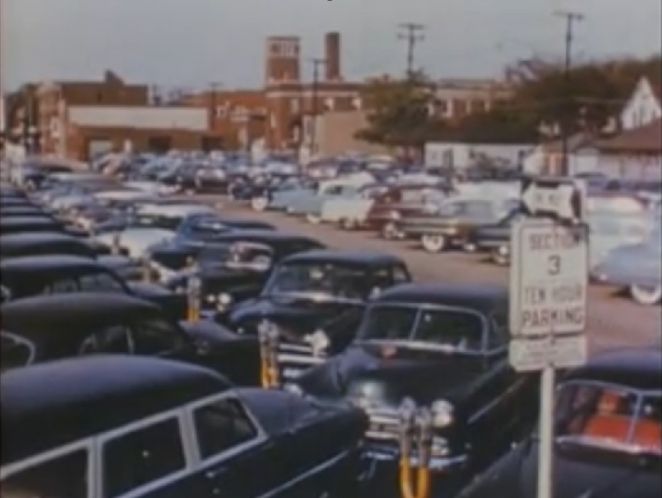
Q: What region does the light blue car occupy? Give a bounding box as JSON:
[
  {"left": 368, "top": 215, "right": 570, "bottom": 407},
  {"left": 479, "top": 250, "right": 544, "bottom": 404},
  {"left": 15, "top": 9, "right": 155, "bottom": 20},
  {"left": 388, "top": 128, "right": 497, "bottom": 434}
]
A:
[{"left": 591, "top": 225, "right": 661, "bottom": 305}]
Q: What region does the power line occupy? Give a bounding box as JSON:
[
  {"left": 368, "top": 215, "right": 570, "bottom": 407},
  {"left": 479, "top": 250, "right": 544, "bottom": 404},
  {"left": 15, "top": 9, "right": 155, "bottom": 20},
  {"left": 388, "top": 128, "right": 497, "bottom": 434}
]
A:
[{"left": 397, "top": 23, "right": 426, "bottom": 79}]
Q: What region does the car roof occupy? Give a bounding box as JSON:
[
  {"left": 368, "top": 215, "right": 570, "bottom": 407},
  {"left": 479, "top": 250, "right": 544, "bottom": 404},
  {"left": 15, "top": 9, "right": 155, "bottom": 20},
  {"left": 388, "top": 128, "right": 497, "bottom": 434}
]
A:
[
  {"left": 1, "top": 355, "right": 231, "bottom": 465},
  {"left": 376, "top": 282, "right": 508, "bottom": 315},
  {"left": 0, "top": 255, "right": 108, "bottom": 276},
  {"left": 0, "top": 232, "right": 93, "bottom": 257},
  {"left": 0, "top": 216, "right": 60, "bottom": 227},
  {"left": 205, "top": 229, "right": 322, "bottom": 245},
  {"left": 563, "top": 348, "right": 662, "bottom": 392},
  {"left": 137, "top": 203, "right": 216, "bottom": 218},
  {"left": 281, "top": 249, "right": 404, "bottom": 268},
  {"left": 1, "top": 293, "right": 160, "bottom": 339}
]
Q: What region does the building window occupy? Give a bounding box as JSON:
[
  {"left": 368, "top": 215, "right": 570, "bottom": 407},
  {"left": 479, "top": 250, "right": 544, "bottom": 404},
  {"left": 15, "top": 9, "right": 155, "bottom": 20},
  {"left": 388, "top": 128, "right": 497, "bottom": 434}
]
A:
[
  {"left": 290, "top": 98, "right": 300, "bottom": 114},
  {"left": 324, "top": 98, "right": 335, "bottom": 111}
]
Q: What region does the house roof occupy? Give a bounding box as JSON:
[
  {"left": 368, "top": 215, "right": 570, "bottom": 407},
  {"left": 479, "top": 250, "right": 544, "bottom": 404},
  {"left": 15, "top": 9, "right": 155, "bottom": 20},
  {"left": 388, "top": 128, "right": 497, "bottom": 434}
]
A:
[{"left": 596, "top": 118, "right": 662, "bottom": 154}]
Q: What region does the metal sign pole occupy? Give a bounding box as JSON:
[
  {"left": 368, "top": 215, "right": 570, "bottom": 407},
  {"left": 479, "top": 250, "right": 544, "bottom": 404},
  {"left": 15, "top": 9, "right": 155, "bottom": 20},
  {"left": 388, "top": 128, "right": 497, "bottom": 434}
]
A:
[{"left": 537, "top": 336, "right": 555, "bottom": 498}]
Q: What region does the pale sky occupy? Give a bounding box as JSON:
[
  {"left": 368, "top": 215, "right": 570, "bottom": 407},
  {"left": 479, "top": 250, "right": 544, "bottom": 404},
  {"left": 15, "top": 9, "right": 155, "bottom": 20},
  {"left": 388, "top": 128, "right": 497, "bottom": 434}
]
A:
[{"left": 2, "top": 0, "right": 661, "bottom": 92}]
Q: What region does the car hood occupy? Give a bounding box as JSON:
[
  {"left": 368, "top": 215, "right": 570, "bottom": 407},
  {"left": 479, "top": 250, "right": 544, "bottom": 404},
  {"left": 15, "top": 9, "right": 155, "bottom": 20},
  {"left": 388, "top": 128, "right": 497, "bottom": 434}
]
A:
[
  {"left": 298, "top": 343, "right": 486, "bottom": 407},
  {"left": 467, "top": 440, "right": 661, "bottom": 498},
  {"left": 227, "top": 295, "right": 363, "bottom": 336}
]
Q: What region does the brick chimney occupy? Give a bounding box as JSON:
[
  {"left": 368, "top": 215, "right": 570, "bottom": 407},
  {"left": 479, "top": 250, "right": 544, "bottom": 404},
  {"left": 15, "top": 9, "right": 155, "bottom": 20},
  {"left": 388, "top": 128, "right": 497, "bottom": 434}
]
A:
[
  {"left": 265, "top": 36, "right": 301, "bottom": 85},
  {"left": 325, "top": 32, "right": 341, "bottom": 82}
]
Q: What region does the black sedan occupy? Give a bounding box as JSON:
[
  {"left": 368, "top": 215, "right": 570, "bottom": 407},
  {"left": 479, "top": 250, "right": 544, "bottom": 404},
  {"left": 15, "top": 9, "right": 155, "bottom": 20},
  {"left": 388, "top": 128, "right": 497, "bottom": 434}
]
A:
[
  {"left": 295, "top": 283, "right": 539, "bottom": 494},
  {"left": 223, "top": 250, "right": 412, "bottom": 381},
  {"left": 156, "top": 230, "right": 324, "bottom": 313},
  {"left": 0, "top": 292, "right": 259, "bottom": 385},
  {"left": 458, "top": 349, "right": 661, "bottom": 498},
  {"left": 0, "top": 255, "right": 186, "bottom": 320},
  {"left": 1, "top": 355, "right": 368, "bottom": 497}
]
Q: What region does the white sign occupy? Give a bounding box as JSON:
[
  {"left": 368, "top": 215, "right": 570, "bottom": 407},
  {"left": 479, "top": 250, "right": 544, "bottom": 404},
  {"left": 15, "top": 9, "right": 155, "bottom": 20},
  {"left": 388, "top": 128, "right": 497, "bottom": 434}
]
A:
[
  {"left": 509, "top": 220, "right": 589, "bottom": 338},
  {"left": 509, "top": 335, "right": 587, "bottom": 372},
  {"left": 521, "top": 178, "right": 585, "bottom": 221}
]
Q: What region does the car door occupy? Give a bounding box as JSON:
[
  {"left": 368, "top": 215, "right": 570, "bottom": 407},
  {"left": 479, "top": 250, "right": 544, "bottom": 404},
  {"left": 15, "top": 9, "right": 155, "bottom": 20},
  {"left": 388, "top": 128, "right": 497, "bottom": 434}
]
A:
[
  {"left": 186, "top": 395, "right": 287, "bottom": 497},
  {"left": 101, "top": 413, "right": 203, "bottom": 498}
]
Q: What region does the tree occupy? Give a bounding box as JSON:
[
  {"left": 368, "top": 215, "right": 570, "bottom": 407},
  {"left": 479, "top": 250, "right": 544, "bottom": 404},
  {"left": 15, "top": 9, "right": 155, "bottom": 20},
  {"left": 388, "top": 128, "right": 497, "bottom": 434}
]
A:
[{"left": 355, "top": 72, "right": 443, "bottom": 157}]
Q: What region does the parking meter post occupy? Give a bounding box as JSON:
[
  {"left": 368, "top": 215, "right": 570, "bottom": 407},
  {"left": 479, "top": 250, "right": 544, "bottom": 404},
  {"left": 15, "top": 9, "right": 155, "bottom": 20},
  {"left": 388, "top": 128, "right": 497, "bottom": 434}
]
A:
[
  {"left": 398, "top": 400, "right": 418, "bottom": 498},
  {"left": 258, "top": 326, "right": 270, "bottom": 389},
  {"left": 186, "top": 275, "right": 201, "bottom": 323},
  {"left": 267, "top": 327, "right": 281, "bottom": 388},
  {"left": 141, "top": 255, "right": 151, "bottom": 283},
  {"left": 416, "top": 408, "right": 433, "bottom": 498},
  {"left": 111, "top": 232, "right": 121, "bottom": 256},
  {"left": 537, "top": 360, "right": 556, "bottom": 498}
]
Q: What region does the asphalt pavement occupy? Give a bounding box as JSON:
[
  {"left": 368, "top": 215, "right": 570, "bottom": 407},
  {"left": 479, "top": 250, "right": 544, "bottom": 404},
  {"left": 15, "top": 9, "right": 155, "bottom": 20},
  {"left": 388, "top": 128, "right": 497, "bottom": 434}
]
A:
[{"left": 207, "top": 194, "right": 661, "bottom": 356}]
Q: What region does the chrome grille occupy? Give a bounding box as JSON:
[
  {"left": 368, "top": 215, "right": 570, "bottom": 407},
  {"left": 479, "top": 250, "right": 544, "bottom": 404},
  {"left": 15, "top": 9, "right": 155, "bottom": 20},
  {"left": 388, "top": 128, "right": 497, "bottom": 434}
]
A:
[{"left": 277, "top": 341, "right": 327, "bottom": 381}]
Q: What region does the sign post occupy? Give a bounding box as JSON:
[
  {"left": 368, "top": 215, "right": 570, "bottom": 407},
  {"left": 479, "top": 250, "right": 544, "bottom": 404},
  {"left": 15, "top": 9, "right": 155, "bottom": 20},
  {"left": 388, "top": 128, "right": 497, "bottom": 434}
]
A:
[{"left": 510, "top": 178, "right": 588, "bottom": 498}]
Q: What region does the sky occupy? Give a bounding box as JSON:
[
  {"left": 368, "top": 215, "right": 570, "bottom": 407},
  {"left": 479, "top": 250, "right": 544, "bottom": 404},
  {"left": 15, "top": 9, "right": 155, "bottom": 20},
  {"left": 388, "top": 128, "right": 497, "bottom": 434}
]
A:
[{"left": 2, "top": 0, "right": 661, "bottom": 92}]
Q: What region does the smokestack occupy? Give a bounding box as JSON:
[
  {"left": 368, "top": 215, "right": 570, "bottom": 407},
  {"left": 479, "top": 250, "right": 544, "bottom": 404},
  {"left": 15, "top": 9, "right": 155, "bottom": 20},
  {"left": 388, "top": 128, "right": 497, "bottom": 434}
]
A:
[{"left": 325, "top": 32, "right": 341, "bottom": 81}]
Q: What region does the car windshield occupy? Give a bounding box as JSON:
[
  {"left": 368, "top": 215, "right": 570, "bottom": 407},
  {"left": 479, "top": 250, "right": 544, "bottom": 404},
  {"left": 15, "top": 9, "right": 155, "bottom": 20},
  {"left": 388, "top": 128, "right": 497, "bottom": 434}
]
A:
[
  {"left": 130, "top": 213, "right": 182, "bottom": 230},
  {"left": 358, "top": 304, "right": 485, "bottom": 352},
  {"left": 556, "top": 382, "right": 661, "bottom": 456},
  {"left": 264, "top": 262, "right": 367, "bottom": 301}
]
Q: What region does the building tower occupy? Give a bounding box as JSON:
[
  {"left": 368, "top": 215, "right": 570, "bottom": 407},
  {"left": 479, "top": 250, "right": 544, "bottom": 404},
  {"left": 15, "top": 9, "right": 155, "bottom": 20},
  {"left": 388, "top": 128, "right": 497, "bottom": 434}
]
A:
[
  {"left": 324, "top": 32, "right": 342, "bottom": 82},
  {"left": 265, "top": 36, "right": 301, "bottom": 85}
]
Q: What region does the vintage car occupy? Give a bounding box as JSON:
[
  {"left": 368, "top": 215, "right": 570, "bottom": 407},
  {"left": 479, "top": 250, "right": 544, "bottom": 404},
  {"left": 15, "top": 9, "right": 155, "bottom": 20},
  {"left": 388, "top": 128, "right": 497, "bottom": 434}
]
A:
[
  {"left": 587, "top": 209, "right": 655, "bottom": 271},
  {"left": 0, "top": 292, "right": 260, "bottom": 385},
  {"left": 0, "top": 232, "right": 142, "bottom": 280},
  {"left": 0, "top": 355, "right": 368, "bottom": 497},
  {"left": 458, "top": 349, "right": 661, "bottom": 498},
  {"left": 156, "top": 231, "right": 324, "bottom": 313},
  {"left": 0, "top": 215, "right": 86, "bottom": 237},
  {"left": 591, "top": 226, "right": 661, "bottom": 305},
  {"left": 0, "top": 232, "right": 103, "bottom": 259},
  {"left": 398, "top": 197, "right": 521, "bottom": 253},
  {"left": 0, "top": 255, "right": 186, "bottom": 319},
  {"left": 295, "top": 283, "right": 539, "bottom": 494},
  {"left": 158, "top": 162, "right": 229, "bottom": 193},
  {"left": 224, "top": 250, "right": 412, "bottom": 382},
  {"left": 0, "top": 204, "right": 53, "bottom": 218},
  {"left": 93, "top": 203, "right": 219, "bottom": 258},
  {"left": 466, "top": 209, "right": 526, "bottom": 265},
  {"left": 319, "top": 184, "right": 389, "bottom": 229},
  {"left": 287, "top": 173, "right": 376, "bottom": 224},
  {"left": 363, "top": 184, "right": 452, "bottom": 239}
]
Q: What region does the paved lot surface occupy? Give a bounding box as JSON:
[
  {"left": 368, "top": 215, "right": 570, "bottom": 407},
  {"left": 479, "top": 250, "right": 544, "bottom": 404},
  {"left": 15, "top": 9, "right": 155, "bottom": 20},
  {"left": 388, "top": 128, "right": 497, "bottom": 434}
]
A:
[{"left": 208, "top": 195, "right": 661, "bottom": 356}]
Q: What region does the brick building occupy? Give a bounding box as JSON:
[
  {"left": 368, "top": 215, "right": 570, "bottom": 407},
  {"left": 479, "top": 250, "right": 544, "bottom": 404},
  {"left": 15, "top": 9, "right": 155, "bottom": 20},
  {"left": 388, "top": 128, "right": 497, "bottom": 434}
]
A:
[
  {"left": 5, "top": 71, "right": 222, "bottom": 160},
  {"left": 183, "top": 32, "right": 363, "bottom": 155}
]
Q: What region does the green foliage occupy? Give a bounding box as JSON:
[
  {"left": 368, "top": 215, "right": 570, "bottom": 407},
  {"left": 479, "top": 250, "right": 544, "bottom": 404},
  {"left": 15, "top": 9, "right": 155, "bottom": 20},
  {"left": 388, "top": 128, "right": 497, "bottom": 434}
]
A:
[{"left": 356, "top": 55, "right": 661, "bottom": 146}]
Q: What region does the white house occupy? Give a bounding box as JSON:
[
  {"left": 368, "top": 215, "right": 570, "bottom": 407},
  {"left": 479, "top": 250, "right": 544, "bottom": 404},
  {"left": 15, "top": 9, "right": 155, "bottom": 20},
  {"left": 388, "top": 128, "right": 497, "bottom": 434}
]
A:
[{"left": 620, "top": 77, "right": 661, "bottom": 131}]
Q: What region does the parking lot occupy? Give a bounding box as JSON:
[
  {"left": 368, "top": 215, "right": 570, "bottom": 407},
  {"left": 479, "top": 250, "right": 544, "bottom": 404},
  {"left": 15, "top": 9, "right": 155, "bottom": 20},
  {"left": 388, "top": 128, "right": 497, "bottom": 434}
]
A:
[{"left": 211, "top": 194, "right": 661, "bottom": 355}]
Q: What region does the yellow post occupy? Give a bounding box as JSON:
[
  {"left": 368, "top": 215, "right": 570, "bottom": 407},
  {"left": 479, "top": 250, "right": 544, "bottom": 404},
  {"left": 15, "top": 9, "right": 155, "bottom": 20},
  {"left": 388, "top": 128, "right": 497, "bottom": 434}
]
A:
[
  {"left": 186, "top": 274, "right": 201, "bottom": 323},
  {"left": 415, "top": 408, "right": 433, "bottom": 498},
  {"left": 398, "top": 399, "right": 418, "bottom": 498}
]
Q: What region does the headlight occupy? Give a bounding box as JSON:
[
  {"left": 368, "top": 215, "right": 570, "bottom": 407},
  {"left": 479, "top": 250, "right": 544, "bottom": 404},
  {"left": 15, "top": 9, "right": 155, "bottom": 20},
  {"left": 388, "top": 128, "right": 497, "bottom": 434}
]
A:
[
  {"left": 206, "top": 294, "right": 217, "bottom": 304},
  {"left": 218, "top": 293, "right": 233, "bottom": 306},
  {"left": 431, "top": 400, "right": 454, "bottom": 428},
  {"left": 306, "top": 329, "right": 330, "bottom": 357}
]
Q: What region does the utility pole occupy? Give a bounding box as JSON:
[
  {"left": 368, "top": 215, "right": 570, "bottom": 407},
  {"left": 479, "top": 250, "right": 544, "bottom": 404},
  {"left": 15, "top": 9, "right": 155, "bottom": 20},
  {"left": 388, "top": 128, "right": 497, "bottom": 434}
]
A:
[
  {"left": 308, "top": 58, "right": 326, "bottom": 159},
  {"left": 397, "top": 23, "right": 425, "bottom": 79},
  {"left": 554, "top": 10, "right": 584, "bottom": 177},
  {"left": 209, "top": 81, "right": 222, "bottom": 131}
]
